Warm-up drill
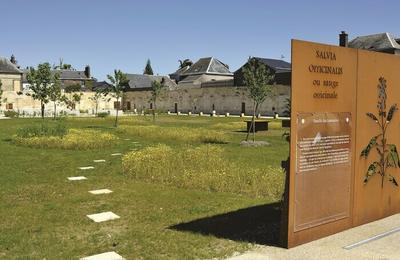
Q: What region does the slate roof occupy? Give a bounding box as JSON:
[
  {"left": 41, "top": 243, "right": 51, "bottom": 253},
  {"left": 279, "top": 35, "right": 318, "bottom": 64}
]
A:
[
  {"left": 0, "top": 57, "right": 23, "bottom": 74},
  {"left": 125, "top": 74, "right": 177, "bottom": 91},
  {"left": 57, "top": 70, "right": 90, "bottom": 80},
  {"left": 181, "top": 57, "right": 232, "bottom": 76},
  {"left": 170, "top": 65, "right": 190, "bottom": 76},
  {"left": 22, "top": 69, "right": 91, "bottom": 83},
  {"left": 252, "top": 57, "right": 291, "bottom": 73},
  {"left": 169, "top": 65, "right": 190, "bottom": 81},
  {"left": 348, "top": 33, "right": 400, "bottom": 52},
  {"left": 92, "top": 81, "right": 111, "bottom": 91},
  {"left": 234, "top": 57, "right": 291, "bottom": 86}
]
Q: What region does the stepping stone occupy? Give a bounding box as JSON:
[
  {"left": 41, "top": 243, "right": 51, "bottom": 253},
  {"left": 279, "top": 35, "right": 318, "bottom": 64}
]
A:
[
  {"left": 111, "top": 153, "right": 122, "bottom": 156},
  {"left": 68, "top": 176, "right": 87, "bottom": 181},
  {"left": 89, "top": 189, "right": 113, "bottom": 195},
  {"left": 81, "top": 251, "right": 124, "bottom": 260},
  {"left": 124, "top": 138, "right": 131, "bottom": 141},
  {"left": 87, "top": 211, "right": 120, "bottom": 223},
  {"left": 93, "top": 159, "right": 106, "bottom": 163},
  {"left": 79, "top": 166, "right": 94, "bottom": 170},
  {"left": 132, "top": 141, "right": 140, "bottom": 144}
]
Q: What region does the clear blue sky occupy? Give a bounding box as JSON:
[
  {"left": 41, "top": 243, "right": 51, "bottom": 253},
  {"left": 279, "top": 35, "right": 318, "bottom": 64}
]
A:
[{"left": 2, "top": 0, "right": 399, "bottom": 80}]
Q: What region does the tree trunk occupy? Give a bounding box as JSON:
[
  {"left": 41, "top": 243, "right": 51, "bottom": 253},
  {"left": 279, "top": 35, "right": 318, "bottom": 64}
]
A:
[
  {"left": 95, "top": 102, "right": 98, "bottom": 116},
  {"left": 114, "top": 97, "right": 119, "bottom": 127},
  {"left": 245, "top": 101, "right": 256, "bottom": 141},
  {"left": 253, "top": 103, "right": 259, "bottom": 142},
  {"left": 53, "top": 102, "right": 57, "bottom": 120},
  {"left": 41, "top": 102, "right": 45, "bottom": 119},
  {"left": 153, "top": 99, "right": 156, "bottom": 123}
]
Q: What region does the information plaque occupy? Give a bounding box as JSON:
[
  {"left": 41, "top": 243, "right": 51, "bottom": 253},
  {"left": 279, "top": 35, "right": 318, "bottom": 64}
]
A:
[{"left": 294, "top": 112, "right": 352, "bottom": 232}]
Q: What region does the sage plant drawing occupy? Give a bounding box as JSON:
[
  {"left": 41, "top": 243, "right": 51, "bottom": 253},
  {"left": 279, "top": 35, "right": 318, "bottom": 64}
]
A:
[{"left": 361, "top": 77, "right": 399, "bottom": 188}]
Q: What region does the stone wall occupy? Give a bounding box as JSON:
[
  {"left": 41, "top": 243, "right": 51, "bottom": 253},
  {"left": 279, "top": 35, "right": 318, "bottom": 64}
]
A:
[
  {"left": 123, "top": 84, "right": 290, "bottom": 116},
  {"left": 0, "top": 74, "right": 22, "bottom": 91},
  {"left": 1, "top": 91, "right": 117, "bottom": 116}
]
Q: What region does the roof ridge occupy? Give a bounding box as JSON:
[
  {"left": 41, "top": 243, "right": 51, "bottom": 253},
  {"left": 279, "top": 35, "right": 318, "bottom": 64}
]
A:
[
  {"left": 386, "top": 32, "right": 400, "bottom": 48},
  {"left": 205, "top": 57, "right": 213, "bottom": 73},
  {"left": 254, "top": 57, "right": 286, "bottom": 61}
]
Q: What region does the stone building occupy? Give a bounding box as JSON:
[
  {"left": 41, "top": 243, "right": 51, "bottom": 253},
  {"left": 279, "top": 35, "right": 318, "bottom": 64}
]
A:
[
  {"left": 347, "top": 32, "right": 400, "bottom": 55},
  {"left": 0, "top": 56, "right": 23, "bottom": 110},
  {"left": 122, "top": 57, "right": 291, "bottom": 116},
  {"left": 122, "top": 74, "right": 178, "bottom": 112},
  {"left": 0, "top": 54, "right": 116, "bottom": 115},
  {"left": 21, "top": 65, "right": 93, "bottom": 91}
]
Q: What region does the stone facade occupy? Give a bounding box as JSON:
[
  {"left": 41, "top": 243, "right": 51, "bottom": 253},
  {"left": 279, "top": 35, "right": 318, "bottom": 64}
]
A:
[
  {"left": 0, "top": 73, "right": 22, "bottom": 92},
  {"left": 0, "top": 56, "right": 23, "bottom": 111},
  {"left": 2, "top": 90, "right": 117, "bottom": 116},
  {"left": 122, "top": 57, "right": 291, "bottom": 116},
  {"left": 0, "top": 58, "right": 117, "bottom": 115},
  {"left": 123, "top": 84, "right": 290, "bottom": 116}
]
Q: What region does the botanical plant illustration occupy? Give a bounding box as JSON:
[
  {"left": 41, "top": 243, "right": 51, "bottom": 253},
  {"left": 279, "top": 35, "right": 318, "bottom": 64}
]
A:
[{"left": 361, "top": 77, "right": 399, "bottom": 187}]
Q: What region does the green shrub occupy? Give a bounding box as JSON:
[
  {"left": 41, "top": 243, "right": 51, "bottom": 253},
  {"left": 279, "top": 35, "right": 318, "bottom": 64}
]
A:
[
  {"left": 122, "top": 144, "right": 284, "bottom": 199},
  {"left": 118, "top": 125, "right": 227, "bottom": 144},
  {"left": 13, "top": 129, "right": 118, "bottom": 150},
  {"left": 210, "top": 122, "right": 246, "bottom": 131},
  {"left": 268, "top": 120, "right": 283, "bottom": 130},
  {"left": 4, "top": 110, "right": 19, "bottom": 118},
  {"left": 16, "top": 123, "right": 67, "bottom": 138},
  {"left": 96, "top": 112, "right": 109, "bottom": 118}
]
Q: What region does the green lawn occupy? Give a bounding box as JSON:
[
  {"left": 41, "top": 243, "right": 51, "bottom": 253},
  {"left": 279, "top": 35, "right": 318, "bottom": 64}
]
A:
[{"left": 0, "top": 115, "right": 289, "bottom": 259}]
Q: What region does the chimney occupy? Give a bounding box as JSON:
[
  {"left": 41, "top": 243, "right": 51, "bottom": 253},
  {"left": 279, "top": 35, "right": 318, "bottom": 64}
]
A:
[
  {"left": 10, "top": 54, "right": 17, "bottom": 64},
  {"left": 84, "top": 65, "right": 91, "bottom": 78},
  {"left": 339, "top": 31, "right": 348, "bottom": 47}
]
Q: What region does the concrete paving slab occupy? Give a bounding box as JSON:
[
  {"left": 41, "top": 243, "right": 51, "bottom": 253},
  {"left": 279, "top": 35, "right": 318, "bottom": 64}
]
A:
[
  {"left": 79, "top": 166, "right": 94, "bottom": 170},
  {"left": 68, "top": 176, "right": 87, "bottom": 181},
  {"left": 81, "top": 251, "right": 124, "bottom": 260},
  {"left": 87, "top": 211, "right": 120, "bottom": 223},
  {"left": 89, "top": 189, "right": 113, "bottom": 195},
  {"left": 111, "top": 153, "right": 122, "bottom": 156},
  {"left": 228, "top": 213, "right": 400, "bottom": 260},
  {"left": 93, "top": 159, "right": 106, "bottom": 163}
]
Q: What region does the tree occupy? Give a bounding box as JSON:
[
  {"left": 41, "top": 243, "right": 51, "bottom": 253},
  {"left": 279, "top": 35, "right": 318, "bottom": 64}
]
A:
[
  {"left": 89, "top": 91, "right": 108, "bottom": 116},
  {"left": 48, "top": 73, "right": 62, "bottom": 119},
  {"left": 105, "top": 70, "right": 129, "bottom": 127},
  {"left": 62, "top": 83, "right": 83, "bottom": 111},
  {"left": 53, "top": 58, "right": 74, "bottom": 70},
  {"left": 242, "top": 57, "right": 275, "bottom": 142},
  {"left": 143, "top": 59, "right": 154, "bottom": 75},
  {"left": 150, "top": 78, "right": 166, "bottom": 122},
  {"left": 178, "top": 59, "right": 193, "bottom": 69},
  {"left": 26, "top": 62, "right": 59, "bottom": 119}
]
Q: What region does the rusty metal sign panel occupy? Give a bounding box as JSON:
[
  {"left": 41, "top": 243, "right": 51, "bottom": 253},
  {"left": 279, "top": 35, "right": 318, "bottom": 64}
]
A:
[
  {"left": 288, "top": 39, "right": 400, "bottom": 248},
  {"left": 294, "top": 112, "right": 352, "bottom": 232}
]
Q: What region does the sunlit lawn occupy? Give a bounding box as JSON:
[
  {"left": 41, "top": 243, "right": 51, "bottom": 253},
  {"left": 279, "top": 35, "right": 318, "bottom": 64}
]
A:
[{"left": 0, "top": 115, "right": 289, "bottom": 259}]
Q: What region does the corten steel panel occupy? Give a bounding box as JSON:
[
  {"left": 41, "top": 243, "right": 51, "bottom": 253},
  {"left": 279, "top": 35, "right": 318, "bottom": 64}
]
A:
[
  {"left": 288, "top": 40, "right": 357, "bottom": 248},
  {"left": 353, "top": 50, "right": 400, "bottom": 226},
  {"left": 294, "top": 112, "right": 352, "bottom": 232}
]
